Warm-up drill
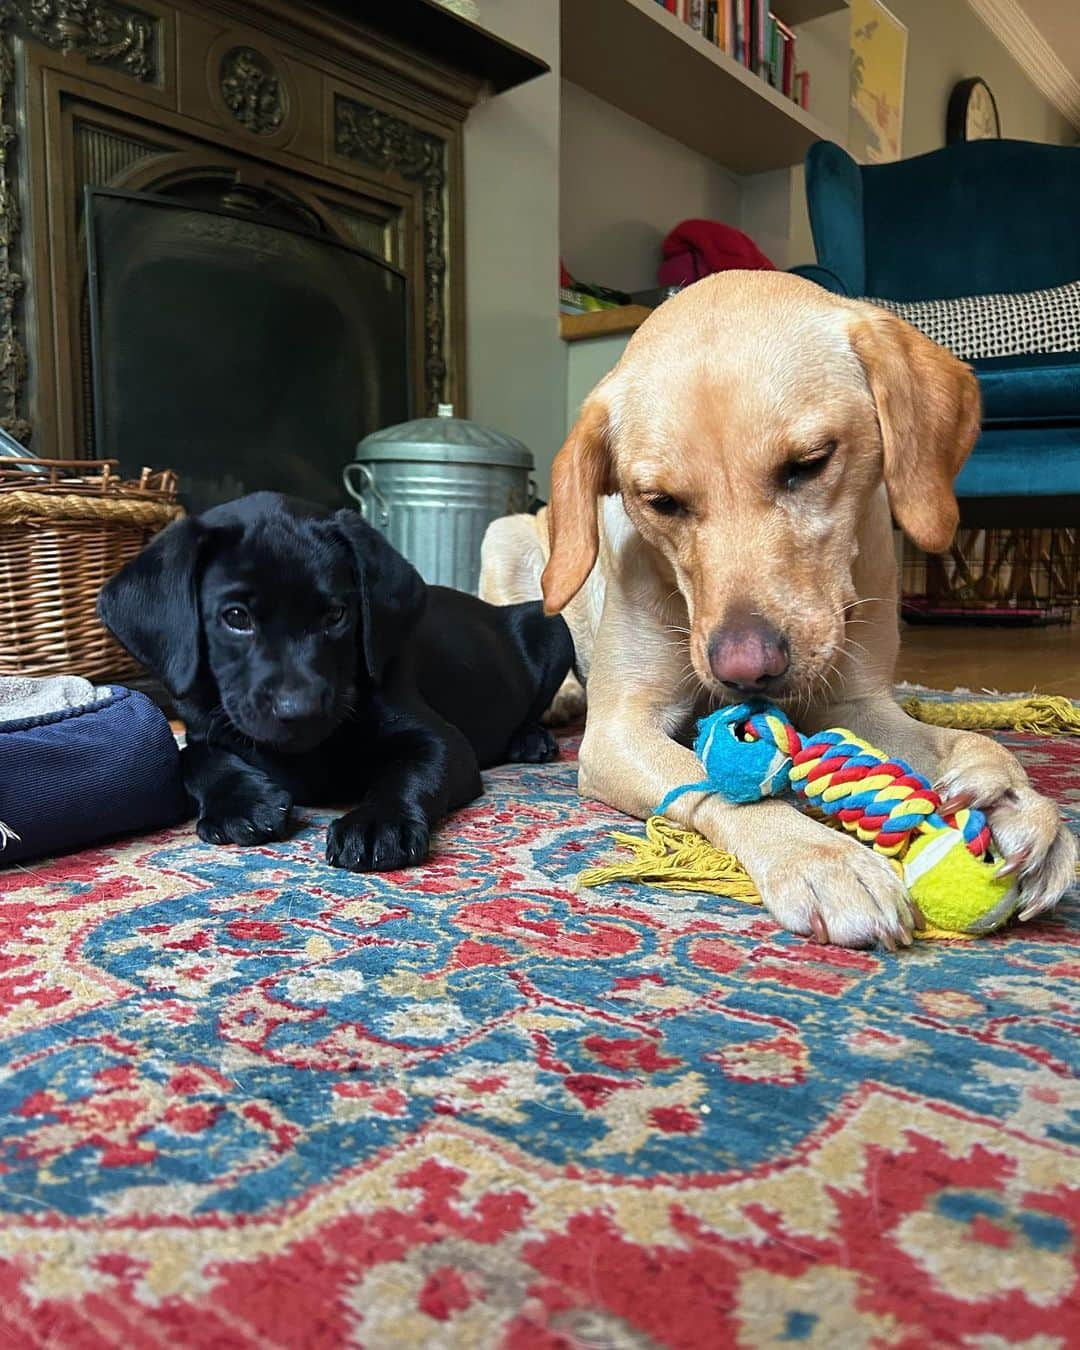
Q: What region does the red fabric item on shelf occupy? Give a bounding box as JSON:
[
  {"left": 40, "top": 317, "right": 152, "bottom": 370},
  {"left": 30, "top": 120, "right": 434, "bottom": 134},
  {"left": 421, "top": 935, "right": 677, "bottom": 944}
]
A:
[{"left": 657, "top": 219, "right": 775, "bottom": 288}]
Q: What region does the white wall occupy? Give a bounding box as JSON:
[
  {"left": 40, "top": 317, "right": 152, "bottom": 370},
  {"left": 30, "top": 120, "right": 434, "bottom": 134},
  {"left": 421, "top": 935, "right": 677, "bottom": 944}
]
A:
[
  {"left": 464, "top": 1, "right": 564, "bottom": 489},
  {"left": 566, "top": 330, "right": 632, "bottom": 432},
  {"left": 560, "top": 78, "right": 743, "bottom": 294}
]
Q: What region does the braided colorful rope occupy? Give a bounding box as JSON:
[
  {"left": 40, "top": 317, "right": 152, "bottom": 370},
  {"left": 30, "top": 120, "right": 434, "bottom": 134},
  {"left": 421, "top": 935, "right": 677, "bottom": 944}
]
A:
[{"left": 737, "top": 710, "right": 993, "bottom": 860}]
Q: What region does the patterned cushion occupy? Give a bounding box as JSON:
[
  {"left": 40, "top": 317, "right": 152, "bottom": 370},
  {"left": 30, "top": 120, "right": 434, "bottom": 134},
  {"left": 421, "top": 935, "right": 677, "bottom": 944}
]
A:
[{"left": 861, "top": 280, "right": 1080, "bottom": 360}]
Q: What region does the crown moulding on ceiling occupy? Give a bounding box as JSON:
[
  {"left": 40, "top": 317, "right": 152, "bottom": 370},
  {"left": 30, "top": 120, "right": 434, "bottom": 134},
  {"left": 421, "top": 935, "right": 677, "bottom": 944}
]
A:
[{"left": 967, "top": 0, "right": 1080, "bottom": 132}]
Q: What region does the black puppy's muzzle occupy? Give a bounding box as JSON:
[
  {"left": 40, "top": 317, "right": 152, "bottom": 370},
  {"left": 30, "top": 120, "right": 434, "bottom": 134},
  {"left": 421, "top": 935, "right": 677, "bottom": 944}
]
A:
[
  {"left": 236, "top": 680, "right": 343, "bottom": 751},
  {"left": 272, "top": 688, "right": 330, "bottom": 724}
]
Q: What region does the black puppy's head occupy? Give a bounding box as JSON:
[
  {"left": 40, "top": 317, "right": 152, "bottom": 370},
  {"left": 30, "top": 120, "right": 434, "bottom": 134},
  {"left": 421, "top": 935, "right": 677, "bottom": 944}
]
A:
[{"left": 99, "top": 492, "right": 425, "bottom": 752}]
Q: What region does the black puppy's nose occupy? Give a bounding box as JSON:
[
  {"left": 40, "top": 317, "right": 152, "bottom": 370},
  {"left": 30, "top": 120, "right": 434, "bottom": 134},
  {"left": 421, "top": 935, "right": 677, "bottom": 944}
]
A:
[
  {"left": 708, "top": 611, "right": 790, "bottom": 691},
  {"left": 272, "top": 689, "right": 325, "bottom": 722}
]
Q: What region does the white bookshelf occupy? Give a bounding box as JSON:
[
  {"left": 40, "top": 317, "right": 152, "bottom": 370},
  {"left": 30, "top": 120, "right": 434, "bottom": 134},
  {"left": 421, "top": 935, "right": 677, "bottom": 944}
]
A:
[{"left": 561, "top": 0, "right": 843, "bottom": 174}]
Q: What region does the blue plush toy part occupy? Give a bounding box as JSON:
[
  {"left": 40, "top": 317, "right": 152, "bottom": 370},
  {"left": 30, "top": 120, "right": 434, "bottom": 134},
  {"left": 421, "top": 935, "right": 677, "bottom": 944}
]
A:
[{"left": 656, "top": 702, "right": 796, "bottom": 815}]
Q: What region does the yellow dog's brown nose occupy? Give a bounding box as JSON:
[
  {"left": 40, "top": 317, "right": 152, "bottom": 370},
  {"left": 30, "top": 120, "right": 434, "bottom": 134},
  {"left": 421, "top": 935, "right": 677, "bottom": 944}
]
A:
[{"left": 708, "top": 613, "right": 790, "bottom": 691}]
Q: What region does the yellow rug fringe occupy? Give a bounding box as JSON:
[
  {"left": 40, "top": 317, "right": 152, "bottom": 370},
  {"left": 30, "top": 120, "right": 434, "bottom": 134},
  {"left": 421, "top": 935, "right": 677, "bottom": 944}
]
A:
[
  {"left": 900, "top": 694, "right": 1080, "bottom": 736},
  {"left": 578, "top": 816, "right": 763, "bottom": 903},
  {"left": 578, "top": 695, "right": 1080, "bottom": 940}
]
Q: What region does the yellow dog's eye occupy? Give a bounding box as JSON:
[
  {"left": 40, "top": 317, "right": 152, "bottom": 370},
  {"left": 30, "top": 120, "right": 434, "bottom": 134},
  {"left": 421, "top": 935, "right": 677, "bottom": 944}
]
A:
[
  {"left": 643, "top": 492, "right": 686, "bottom": 517},
  {"left": 783, "top": 441, "right": 837, "bottom": 492}
]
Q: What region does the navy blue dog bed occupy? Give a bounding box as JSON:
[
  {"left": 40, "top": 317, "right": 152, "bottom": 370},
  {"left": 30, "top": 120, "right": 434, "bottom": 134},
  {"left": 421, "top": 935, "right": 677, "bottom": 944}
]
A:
[{"left": 0, "top": 686, "right": 188, "bottom": 865}]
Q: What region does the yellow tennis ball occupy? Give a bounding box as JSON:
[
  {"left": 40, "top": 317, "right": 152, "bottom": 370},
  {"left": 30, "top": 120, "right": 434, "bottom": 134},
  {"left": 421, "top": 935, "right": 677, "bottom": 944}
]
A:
[{"left": 903, "top": 827, "right": 1020, "bottom": 936}]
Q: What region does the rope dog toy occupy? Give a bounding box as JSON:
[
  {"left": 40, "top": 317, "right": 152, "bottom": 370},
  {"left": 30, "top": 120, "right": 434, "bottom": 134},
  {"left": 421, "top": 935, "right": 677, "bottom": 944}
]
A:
[{"left": 656, "top": 702, "right": 1020, "bottom": 936}]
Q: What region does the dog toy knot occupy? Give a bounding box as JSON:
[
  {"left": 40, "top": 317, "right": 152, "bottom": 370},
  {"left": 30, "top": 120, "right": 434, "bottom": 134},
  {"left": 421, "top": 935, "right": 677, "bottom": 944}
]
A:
[{"left": 655, "top": 699, "right": 1019, "bottom": 936}]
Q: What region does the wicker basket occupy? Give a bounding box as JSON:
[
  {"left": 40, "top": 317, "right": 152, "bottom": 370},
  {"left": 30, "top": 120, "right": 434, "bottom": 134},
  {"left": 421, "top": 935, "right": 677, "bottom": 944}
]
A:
[{"left": 0, "top": 459, "right": 183, "bottom": 681}]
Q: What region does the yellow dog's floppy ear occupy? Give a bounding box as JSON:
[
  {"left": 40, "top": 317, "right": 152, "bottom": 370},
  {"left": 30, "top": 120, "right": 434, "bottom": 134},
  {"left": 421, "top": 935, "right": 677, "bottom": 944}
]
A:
[
  {"left": 850, "top": 307, "right": 981, "bottom": 555},
  {"left": 541, "top": 395, "right": 614, "bottom": 614}
]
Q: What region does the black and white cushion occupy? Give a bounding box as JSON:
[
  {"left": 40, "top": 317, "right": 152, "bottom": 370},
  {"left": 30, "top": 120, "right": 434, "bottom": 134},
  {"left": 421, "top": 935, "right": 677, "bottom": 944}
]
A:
[{"left": 860, "top": 280, "right": 1080, "bottom": 360}]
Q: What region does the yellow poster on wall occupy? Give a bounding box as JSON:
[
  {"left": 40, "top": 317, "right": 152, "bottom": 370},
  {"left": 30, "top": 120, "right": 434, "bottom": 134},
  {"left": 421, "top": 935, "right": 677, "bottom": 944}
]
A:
[{"left": 849, "top": 0, "right": 908, "bottom": 163}]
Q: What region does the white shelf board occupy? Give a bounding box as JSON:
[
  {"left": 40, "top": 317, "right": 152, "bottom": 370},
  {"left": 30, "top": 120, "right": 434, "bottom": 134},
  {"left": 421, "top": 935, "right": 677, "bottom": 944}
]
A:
[{"left": 561, "top": 0, "right": 837, "bottom": 175}]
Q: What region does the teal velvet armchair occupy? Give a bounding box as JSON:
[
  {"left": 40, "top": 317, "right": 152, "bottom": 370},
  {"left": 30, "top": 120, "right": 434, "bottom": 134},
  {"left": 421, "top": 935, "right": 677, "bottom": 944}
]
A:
[{"left": 792, "top": 139, "right": 1080, "bottom": 518}]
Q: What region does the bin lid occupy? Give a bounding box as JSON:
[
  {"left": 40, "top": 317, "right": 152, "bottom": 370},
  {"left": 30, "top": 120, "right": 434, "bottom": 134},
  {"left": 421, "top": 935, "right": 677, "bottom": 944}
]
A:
[{"left": 354, "top": 407, "right": 533, "bottom": 469}]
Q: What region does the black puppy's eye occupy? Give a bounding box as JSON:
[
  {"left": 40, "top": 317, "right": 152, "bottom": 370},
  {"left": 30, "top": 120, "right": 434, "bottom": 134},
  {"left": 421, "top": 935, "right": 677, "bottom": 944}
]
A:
[
  {"left": 643, "top": 492, "right": 686, "bottom": 517},
  {"left": 783, "top": 441, "right": 837, "bottom": 492},
  {"left": 221, "top": 605, "right": 254, "bottom": 633},
  {"left": 321, "top": 605, "right": 346, "bottom": 629}
]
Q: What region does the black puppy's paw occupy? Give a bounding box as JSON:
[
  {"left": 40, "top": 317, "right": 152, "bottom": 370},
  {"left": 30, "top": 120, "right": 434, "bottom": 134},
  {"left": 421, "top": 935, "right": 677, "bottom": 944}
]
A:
[
  {"left": 326, "top": 810, "right": 430, "bottom": 872},
  {"left": 196, "top": 783, "right": 293, "bottom": 847},
  {"left": 506, "top": 722, "right": 559, "bottom": 764}
]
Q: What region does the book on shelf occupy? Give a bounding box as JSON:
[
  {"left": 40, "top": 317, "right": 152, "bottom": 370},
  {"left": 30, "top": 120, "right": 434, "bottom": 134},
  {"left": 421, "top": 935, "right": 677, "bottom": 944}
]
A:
[
  {"left": 663, "top": 0, "right": 810, "bottom": 113},
  {"left": 747, "top": 0, "right": 756, "bottom": 67},
  {"left": 766, "top": 12, "right": 780, "bottom": 86},
  {"left": 755, "top": 0, "right": 768, "bottom": 79},
  {"left": 775, "top": 16, "right": 796, "bottom": 96}
]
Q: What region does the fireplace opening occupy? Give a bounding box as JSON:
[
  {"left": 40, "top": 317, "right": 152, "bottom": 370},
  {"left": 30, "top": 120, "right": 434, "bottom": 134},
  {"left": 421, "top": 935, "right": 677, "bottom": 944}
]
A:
[{"left": 85, "top": 186, "right": 410, "bottom": 512}]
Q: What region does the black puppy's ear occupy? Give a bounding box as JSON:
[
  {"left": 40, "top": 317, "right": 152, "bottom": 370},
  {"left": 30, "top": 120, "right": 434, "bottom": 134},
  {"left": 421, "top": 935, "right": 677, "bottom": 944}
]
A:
[
  {"left": 331, "top": 509, "right": 426, "bottom": 682},
  {"left": 98, "top": 515, "right": 205, "bottom": 696}
]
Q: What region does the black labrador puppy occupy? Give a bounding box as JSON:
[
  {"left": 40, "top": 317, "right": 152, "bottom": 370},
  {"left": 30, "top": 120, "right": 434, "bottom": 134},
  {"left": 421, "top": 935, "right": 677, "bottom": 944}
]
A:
[{"left": 98, "top": 492, "right": 573, "bottom": 871}]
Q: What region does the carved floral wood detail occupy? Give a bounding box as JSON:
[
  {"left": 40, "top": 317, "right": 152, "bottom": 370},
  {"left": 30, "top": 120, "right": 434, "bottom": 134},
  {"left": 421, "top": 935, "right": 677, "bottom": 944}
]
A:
[
  {"left": 0, "top": 16, "right": 29, "bottom": 441},
  {"left": 219, "top": 45, "right": 285, "bottom": 136},
  {"left": 0, "top": 0, "right": 157, "bottom": 82},
  {"left": 335, "top": 96, "right": 448, "bottom": 411}
]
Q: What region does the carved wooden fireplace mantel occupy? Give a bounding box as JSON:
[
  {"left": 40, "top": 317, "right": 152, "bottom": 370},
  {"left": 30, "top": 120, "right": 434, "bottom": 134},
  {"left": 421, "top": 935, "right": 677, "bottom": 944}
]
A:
[{"left": 0, "top": 0, "right": 546, "bottom": 453}]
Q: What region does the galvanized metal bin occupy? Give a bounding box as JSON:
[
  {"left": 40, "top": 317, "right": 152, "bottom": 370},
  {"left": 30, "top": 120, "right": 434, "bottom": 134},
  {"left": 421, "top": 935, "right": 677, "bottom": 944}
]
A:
[{"left": 344, "top": 407, "right": 534, "bottom": 593}]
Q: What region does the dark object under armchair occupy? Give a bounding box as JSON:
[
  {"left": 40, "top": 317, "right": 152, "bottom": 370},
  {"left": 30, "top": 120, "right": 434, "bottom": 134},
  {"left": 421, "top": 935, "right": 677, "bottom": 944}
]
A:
[{"left": 792, "top": 138, "right": 1080, "bottom": 520}]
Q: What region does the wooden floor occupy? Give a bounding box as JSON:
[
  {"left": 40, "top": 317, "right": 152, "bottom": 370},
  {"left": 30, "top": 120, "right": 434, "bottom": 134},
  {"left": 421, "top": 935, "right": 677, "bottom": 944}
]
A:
[{"left": 896, "top": 618, "right": 1080, "bottom": 697}]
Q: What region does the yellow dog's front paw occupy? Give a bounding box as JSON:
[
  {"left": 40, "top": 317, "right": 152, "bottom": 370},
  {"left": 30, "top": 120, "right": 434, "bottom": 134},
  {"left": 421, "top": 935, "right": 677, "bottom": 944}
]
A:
[{"left": 753, "top": 829, "right": 917, "bottom": 950}]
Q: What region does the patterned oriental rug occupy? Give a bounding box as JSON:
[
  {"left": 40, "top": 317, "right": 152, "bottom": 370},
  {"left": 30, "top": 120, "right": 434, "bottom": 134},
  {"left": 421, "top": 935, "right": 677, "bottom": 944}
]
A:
[{"left": 0, "top": 716, "right": 1077, "bottom": 1347}]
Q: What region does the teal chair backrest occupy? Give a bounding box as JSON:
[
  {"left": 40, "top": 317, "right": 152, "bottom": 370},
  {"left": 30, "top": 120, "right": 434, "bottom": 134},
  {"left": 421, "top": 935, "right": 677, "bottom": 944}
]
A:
[{"left": 805, "top": 139, "right": 1080, "bottom": 302}]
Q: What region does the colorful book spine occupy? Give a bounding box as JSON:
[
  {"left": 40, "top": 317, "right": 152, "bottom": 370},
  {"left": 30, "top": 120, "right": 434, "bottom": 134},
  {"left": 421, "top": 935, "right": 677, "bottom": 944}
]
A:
[
  {"left": 669, "top": 0, "right": 805, "bottom": 110},
  {"left": 776, "top": 17, "right": 796, "bottom": 96},
  {"left": 766, "top": 12, "right": 780, "bottom": 86}
]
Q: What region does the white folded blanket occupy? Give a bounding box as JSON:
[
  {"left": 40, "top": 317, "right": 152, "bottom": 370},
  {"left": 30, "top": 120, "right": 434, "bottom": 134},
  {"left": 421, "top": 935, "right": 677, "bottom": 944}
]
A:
[{"left": 0, "top": 675, "right": 111, "bottom": 723}]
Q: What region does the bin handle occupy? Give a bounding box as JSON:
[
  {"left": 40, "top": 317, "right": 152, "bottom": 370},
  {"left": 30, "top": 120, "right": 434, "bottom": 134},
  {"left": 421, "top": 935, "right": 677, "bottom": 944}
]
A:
[{"left": 342, "top": 462, "right": 390, "bottom": 527}]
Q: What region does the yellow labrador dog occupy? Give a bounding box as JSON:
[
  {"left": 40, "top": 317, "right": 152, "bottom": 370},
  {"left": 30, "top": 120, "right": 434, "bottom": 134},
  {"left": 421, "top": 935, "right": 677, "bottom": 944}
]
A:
[{"left": 480, "top": 272, "right": 1076, "bottom": 949}]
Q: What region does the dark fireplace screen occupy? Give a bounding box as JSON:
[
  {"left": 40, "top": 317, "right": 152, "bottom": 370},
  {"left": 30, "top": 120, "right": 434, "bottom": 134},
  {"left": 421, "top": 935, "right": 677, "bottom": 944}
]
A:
[{"left": 86, "top": 188, "right": 410, "bottom": 511}]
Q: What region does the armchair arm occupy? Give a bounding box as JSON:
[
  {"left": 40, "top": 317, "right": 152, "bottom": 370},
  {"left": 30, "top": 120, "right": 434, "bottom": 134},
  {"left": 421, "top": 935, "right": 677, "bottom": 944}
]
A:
[{"left": 788, "top": 263, "right": 852, "bottom": 296}]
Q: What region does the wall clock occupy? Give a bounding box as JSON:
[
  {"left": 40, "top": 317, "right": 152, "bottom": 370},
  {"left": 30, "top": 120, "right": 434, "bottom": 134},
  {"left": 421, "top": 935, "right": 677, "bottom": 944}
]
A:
[{"left": 947, "top": 77, "right": 1001, "bottom": 143}]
